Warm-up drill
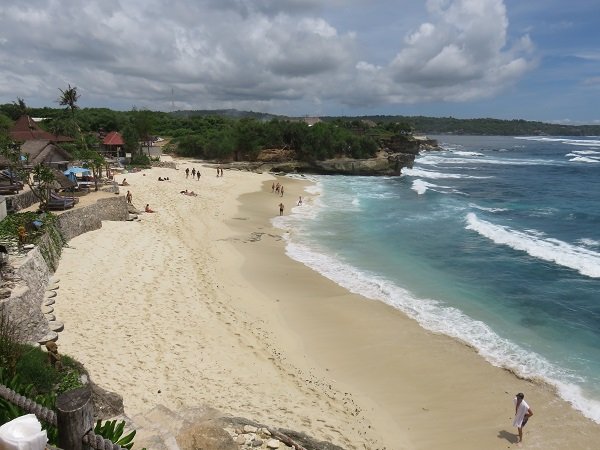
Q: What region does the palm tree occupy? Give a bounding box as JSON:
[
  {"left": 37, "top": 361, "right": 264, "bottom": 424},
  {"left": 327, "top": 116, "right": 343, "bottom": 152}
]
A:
[
  {"left": 14, "top": 97, "right": 27, "bottom": 116},
  {"left": 58, "top": 84, "right": 80, "bottom": 119}
]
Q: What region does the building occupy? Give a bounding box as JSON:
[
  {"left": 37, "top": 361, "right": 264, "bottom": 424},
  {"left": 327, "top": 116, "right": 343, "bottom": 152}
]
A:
[
  {"left": 101, "top": 131, "right": 125, "bottom": 157},
  {"left": 20, "top": 140, "right": 72, "bottom": 170},
  {"left": 8, "top": 115, "right": 73, "bottom": 143}
]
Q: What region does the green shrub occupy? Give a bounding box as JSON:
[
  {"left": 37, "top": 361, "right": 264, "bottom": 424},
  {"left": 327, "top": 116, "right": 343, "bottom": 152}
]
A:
[
  {"left": 16, "top": 346, "right": 60, "bottom": 394},
  {"left": 56, "top": 370, "right": 83, "bottom": 395},
  {"left": 95, "top": 419, "right": 146, "bottom": 450},
  {"left": 0, "top": 211, "right": 57, "bottom": 244},
  {"left": 0, "top": 306, "right": 24, "bottom": 378},
  {"left": 129, "top": 154, "right": 151, "bottom": 166}
]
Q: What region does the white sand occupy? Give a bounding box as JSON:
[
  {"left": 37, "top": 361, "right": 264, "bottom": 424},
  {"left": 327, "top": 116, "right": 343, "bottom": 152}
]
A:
[{"left": 53, "top": 160, "right": 600, "bottom": 449}]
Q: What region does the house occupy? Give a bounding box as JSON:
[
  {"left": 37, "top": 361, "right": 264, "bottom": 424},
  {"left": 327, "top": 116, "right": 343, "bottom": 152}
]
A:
[
  {"left": 20, "top": 140, "right": 72, "bottom": 170},
  {"left": 101, "top": 131, "right": 124, "bottom": 157},
  {"left": 9, "top": 115, "right": 73, "bottom": 143}
]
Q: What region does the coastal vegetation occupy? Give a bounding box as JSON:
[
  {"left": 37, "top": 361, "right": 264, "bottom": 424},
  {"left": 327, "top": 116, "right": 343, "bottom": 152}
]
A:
[{"left": 3, "top": 103, "right": 598, "bottom": 173}]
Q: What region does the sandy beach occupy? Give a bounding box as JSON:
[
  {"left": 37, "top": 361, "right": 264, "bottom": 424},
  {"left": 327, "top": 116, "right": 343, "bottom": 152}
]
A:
[{"left": 52, "top": 161, "right": 600, "bottom": 449}]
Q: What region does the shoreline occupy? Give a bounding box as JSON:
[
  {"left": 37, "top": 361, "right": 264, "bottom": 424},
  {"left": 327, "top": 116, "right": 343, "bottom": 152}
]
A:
[{"left": 52, "top": 163, "right": 600, "bottom": 449}]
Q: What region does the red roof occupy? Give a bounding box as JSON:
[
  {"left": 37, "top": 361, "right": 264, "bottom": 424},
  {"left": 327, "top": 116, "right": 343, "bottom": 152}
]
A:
[
  {"left": 102, "top": 131, "right": 124, "bottom": 146},
  {"left": 9, "top": 115, "right": 73, "bottom": 143}
]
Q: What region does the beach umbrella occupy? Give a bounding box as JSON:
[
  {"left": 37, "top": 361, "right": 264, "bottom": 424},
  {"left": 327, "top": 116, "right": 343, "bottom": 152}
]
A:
[{"left": 63, "top": 167, "right": 91, "bottom": 176}]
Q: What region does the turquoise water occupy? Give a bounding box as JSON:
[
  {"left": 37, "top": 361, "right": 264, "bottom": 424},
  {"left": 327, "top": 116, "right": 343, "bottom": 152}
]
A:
[{"left": 273, "top": 135, "right": 600, "bottom": 423}]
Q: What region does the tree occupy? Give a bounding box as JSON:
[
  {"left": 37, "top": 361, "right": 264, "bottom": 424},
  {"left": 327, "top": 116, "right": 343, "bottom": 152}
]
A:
[
  {"left": 131, "top": 108, "right": 154, "bottom": 156},
  {"left": 58, "top": 84, "right": 80, "bottom": 119},
  {"left": 0, "top": 142, "right": 56, "bottom": 209},
  {"left": 121, "top": 121, "right": 140, "bottom": 156},
  {"left": 14, "top": 97, "right": 27, "bottom": 117}
]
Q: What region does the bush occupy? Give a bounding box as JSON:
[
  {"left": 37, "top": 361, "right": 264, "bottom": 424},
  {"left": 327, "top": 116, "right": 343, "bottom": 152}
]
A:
[
  {"left": 129, "top": 154, "right": 151, "bottom": 166},
  {"left": 0, "top": 306, "right": 24, "bottom": 378},
  {"left": 16, "top": 346, "right": 83, "bottom": 396},
  {"left": 0, "top": 212, "right": 57, "bottom": 244}
]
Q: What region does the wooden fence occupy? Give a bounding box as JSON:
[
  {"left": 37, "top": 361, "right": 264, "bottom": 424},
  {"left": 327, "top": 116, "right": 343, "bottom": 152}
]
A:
[{"left": 0, "top": 383, "right": 126, "bottom": 450}]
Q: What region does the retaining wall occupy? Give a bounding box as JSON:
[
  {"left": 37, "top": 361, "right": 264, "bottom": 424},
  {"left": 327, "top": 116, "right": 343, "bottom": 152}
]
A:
[{"left": 1, "top": 195, "right": 129, "bottom": 343}]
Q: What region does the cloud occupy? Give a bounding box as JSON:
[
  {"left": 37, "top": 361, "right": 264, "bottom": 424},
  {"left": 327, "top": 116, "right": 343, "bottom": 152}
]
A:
[
  {"left": 0, "top": 0, "right": 535, "bottom": 114},
  {"left": 385, "top": 0, "right": 535, "bottom": 102}
]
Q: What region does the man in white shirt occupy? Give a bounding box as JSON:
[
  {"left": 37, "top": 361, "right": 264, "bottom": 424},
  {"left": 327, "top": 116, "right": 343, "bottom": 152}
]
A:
[{"left": 513, "top": 392, "right": 533, "bottom": 444}]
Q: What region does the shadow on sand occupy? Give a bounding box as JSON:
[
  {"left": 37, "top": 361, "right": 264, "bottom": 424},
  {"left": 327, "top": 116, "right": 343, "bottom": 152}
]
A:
[{"left": 498, "top": 429, "right": 518, "bottom": 444}]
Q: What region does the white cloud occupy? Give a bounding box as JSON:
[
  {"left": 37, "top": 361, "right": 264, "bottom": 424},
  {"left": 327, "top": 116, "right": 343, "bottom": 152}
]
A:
[
  {"left": 0, "top": 0, "right": 535, "bottom": 113},
  {"left": 385, "top": 0, "right": 534, "bottom": 102}
]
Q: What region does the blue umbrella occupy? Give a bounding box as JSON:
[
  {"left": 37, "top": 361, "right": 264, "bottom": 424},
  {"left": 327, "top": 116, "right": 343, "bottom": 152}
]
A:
[{"left": 63, "top": 167, "right": 92, "bottom": 176}]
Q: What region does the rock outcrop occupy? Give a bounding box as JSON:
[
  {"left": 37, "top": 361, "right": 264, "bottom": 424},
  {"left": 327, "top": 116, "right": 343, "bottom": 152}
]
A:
[{"left": 219, "top": 137, "right": 440, "bottom": 176}]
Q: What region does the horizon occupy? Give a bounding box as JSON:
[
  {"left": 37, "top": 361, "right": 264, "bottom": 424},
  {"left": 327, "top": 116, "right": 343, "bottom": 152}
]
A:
[{"left": 1, "top": 1, "right": 598, "bottom": 124}]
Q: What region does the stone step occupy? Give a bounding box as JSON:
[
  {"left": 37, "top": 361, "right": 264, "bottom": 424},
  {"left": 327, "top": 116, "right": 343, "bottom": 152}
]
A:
[
  {"left": 48, "top": 321, "right": 64, "bottom": 332},
  {"left": 50, "top": 278, "right": 60, "bottom": 284},
  {"left": 45, "top": 291, "right": 57, "bottom": 299},
  {"left": 38, "top": 332, "right": 58, "bottom": 344},
  {"left": 41, "top": 305, "right": 54, "bottom": 314},
  {"left": 47, "top": 283, "right": 59, "bottom": 291},
  {"left": 44, "top": 298, "right": 55, "bottom": 306},
  {"left": 45, "top": 313, "right": 56, "bottom": 321}
]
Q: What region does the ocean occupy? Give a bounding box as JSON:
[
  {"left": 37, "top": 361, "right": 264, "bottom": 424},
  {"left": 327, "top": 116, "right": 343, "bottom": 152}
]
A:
[{"left": 272, "top": 135, "right": 600, "bottom": 423}]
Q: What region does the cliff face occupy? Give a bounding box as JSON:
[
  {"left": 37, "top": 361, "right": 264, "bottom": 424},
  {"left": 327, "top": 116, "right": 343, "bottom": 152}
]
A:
[{"left": 227, "top": 137, "right": 439, "bottom": 176}]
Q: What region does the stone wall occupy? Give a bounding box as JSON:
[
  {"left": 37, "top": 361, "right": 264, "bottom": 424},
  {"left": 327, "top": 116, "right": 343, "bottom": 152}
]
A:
[
  {"left": 56, "top": 195, "right": 128, "bottom": 241},
  {"left": 2, "top": 244, "right": 53, "bottom": 343},
  {"left": 1, "top": 195, "right": 129, "bottom": 343},
  {"left": 152, "top": 160, "right": 178, "bottom": 169},
  {"left": 5, "top": 190, "right": 38, "bottom": 213}
]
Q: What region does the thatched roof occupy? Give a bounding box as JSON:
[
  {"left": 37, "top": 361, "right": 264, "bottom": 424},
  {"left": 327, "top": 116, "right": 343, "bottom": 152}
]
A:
[
  {"left": 20, "top": 140, "right": 72, "bottom": 165},
  {"left": 50, "top": 168, "right": 78, "bottom": 189},
  {"left": 9, "top": 115, "right": 73, "bottom": 143}
]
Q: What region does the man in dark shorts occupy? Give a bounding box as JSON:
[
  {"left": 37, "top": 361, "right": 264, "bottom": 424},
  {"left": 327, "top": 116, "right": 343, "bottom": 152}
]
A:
[{"left": 513, "top": 392, "right": 533, "bottom": 444}]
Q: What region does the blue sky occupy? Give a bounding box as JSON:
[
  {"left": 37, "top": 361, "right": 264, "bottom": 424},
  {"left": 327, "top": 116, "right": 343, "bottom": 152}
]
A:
[{"left": 0, "top": 0, "right": 598, "bottom": 123}]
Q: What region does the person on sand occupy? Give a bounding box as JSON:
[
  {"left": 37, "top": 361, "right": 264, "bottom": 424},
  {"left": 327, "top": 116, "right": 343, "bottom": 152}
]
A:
[
  {"left": 126, "top": 190, "right": 132, "bottom": 204},
  {"left": 145, "top": 204, "right": 155, "bottom": 213},
  {"left": 297, "top": 196, "right": 303, "bottom": 206},
  {"left": 185, "top": 168, "right": 190, "bottom": 178},
  {"left": 271, "top": 182, "right": 275, "bottom": 193},
  {"left": 197, "top": 170, "right": 201, "bottom": 180},
  {"left": 513, "top": 392, "right": 533, "bottom": 444},
  {"left": 279, "top": 203, "right": 284, "bottom": 216},
  {"left": 121, "top": 178, "right": 129, "bottom": 186},
  {"left": 280, "top": 185, "right": 284, "bottom": 197},
  {"left": 192, "top": 168, "right": 196, "bottom": 178}
]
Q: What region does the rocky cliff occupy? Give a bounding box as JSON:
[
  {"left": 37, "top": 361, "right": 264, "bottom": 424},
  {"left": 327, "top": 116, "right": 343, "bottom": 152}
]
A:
[{"left": 223, "top": 137, "right": 440, "bottom": 176}]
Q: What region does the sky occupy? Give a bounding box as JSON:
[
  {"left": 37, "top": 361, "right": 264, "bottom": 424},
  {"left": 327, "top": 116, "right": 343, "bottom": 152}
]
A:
[{"left": 0, "top": 0, "right": 598, "bottom": 123}]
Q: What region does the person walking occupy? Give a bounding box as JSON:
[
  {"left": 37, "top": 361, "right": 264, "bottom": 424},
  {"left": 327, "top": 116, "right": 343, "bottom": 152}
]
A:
[
  {"left": 126, "top": 190, "right": 132, "bottom": 204},
  {"left": 513, "top": 392, "right": 533, "bottom": 445},
  {"left": 185, "top": 168, "right": 190, "bottom": 178},
  {"left": 279, "top": 203, "right": 284, "bottom": 216}
]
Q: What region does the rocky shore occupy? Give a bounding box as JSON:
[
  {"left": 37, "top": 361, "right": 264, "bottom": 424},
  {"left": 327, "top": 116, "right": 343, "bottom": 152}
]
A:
[{"left": 215, "top": 138, "right": 440, "bottom": 176}]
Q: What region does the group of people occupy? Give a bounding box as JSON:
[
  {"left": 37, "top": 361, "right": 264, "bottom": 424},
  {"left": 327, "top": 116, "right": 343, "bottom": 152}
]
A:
[
  {"left": 185, "top": 167, "right": 201, "bottom": 180},
  {"left": 272, "top": 182, "right": 284, "bottom": 196}
]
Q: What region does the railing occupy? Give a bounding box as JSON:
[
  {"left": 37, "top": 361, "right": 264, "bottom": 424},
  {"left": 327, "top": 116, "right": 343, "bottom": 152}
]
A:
[{"left": 0, "top": 384, "right": 127, "bottom": 450}]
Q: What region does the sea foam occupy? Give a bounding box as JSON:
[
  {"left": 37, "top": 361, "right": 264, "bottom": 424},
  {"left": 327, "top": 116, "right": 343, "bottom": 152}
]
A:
[
  {"left": 272, "top": 215, "right": 600, "bottom": 423},
  {"left": 465, "top": 213, "right": 600, "bottom": 278},
  {"left": 403, "top": 167, "right": 490, "bottom": 179}
]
